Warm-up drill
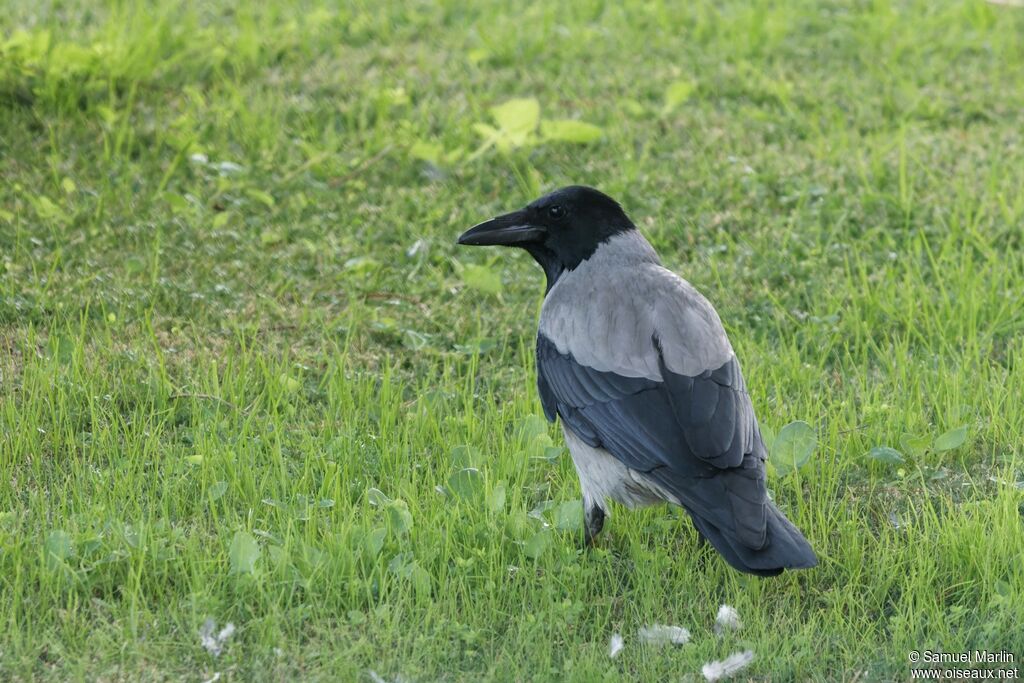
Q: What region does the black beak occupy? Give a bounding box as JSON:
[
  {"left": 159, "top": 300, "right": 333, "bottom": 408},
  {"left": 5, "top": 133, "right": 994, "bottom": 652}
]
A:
[{"left": 457, "top": 210, "right": 546, "bottom": 247}]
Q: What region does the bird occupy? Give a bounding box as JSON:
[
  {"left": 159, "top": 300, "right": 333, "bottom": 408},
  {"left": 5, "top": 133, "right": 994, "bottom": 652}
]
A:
[{"left": 457, "top": 185, "right": 817, "bottom": 576}]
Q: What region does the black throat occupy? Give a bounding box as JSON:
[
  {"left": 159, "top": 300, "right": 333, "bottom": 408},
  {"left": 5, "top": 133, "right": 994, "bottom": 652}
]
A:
[
  {"left": 525, "top": 226, "right": 635, "bottom": 292},
  {"left": 523, "top": 244, "right": 566, "bottom": 293}
]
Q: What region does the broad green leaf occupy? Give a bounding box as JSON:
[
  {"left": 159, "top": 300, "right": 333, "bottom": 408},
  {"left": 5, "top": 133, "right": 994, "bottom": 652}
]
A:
[
  {"left": 366, "top": 488, "right": 392, "bottom": 507},
  {"left": 410, "top": 565, "right": 431, "bottom": 597},
  {"left": 79, "top": 538, "right": 102, "bottom": 557},
  {"left": 123, "top": 526, "right": 141, "bottom": 548},
  {"left": 388, "top": 551, "right": 414, "bottom": 576},
  {"left": 363, "top": 527, "right": 386, "bottom": 558},
  {"left": 525, "top": 433, "right": 554, "bottom": 459},
  {"left": 467, "top": 48, "right": 490, "bottom": 64},
  {"left": 245, "top": 187, "right": 275, "bottom": 207},
  {"left": 164, "top": 192, "right": 190, "bottom": 214},
  {"left": 529, "top": 500, "right": 556, "bottom": 519},
  {"left": 209, "top": 481, "right": 228, "bottom": 501},
  {"left": 489, "top": 97, "right": 540, "bottom": 147},
  {"left": 553, "top": 500, "right": 583, "bottom": 531},
  {"left": 409, "top": 139, "right": 443, "bottom": 164},
  {"left": 619, "top": 98, "right": 647, "bottom": 116},
  {"left": 461, "top": 264, "right": 503, "bottom": 296},
  {"left": 519, "top": 415, "right": 549, "bottom": 443},
  {"left": 663, "top": 79, "right": 697, "bottom": 113},
  {"left": 387, "top": 500, "right": 413, "bottom": 534},
  {"left": 539, "top": 445, "right": 564, "bottom": 463},
  {"left": 228, "top": 531, "right": 260, "bottom": 574},
  {"left": 899, "top": 433, "right": 931, "bottom": 458},
  {"left": 389, "top": 553, "right": 430, "bottom": 596},
  {"left": 866, "top": 446, "right": 905, "bottom": 465},
  {"left": 523, "top": 529, "right": 550, "bottom": 559},
  {"left": 279, "top": 374, "right": 301, "bottom": 393},
  {"left": 540, "top": 119, "right": 604, "bottom": 143},
  {"left": 267, "top": 545, "right": 290, "bottom": 569},
  {"left": 33, "top": 195, "right": 67, "bottom": 222},
  {"left": 770, "top": 420, "right": 816, "bottom": 476},
  {"left": 506, "top": 511, "right": 533, "bottom": 540},
  {"left": 451, "top": 445, "right": 483, "bottom": 469},
  {"left": 448, "top": 468, "right": 484, "bottom": 500},
  {"left": 488, "top": 482, "right": 507, "bottom": 513},
  {"left": 45, "top": 530, "right": 73, "bottom": 566},
  {"left": 260, "top": 229, "right": 284, "bottom": 246},
  {"left": 933, "top": 426, "right": 968, "bottom": 452}
]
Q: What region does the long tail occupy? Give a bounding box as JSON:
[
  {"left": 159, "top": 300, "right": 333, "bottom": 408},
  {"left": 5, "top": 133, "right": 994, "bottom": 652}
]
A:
[{"left": 690, "top": 502, "right": 817, "bottom": 577}]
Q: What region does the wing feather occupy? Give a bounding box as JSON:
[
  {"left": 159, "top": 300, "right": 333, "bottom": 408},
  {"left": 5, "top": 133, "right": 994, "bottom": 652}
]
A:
[{"left": 536, "top": 333, "right": 770, "bottom": 549}]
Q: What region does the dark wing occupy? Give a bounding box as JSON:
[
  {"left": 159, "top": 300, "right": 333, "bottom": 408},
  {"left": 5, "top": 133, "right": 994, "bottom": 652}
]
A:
[
  {"left": 537, "top": 334, "right": 757, "bottom": 470},
  {"left": 536, "top": 332, "right": 769, "bottom": 550}
]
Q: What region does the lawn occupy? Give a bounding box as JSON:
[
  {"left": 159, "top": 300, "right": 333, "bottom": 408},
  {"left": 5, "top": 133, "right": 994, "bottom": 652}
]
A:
[{"left": 2, "top": 0, "right": 1024, "bottom": 680}]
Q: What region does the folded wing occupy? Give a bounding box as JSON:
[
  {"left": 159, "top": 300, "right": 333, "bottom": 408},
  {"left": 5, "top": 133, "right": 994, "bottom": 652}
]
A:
[{"left": 537, "top": 333, "right": 769, "bottom": 551}]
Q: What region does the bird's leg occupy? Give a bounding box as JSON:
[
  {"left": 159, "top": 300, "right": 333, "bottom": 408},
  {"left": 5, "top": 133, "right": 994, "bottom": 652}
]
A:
[{"left": 583, "top": 504, "right": 606, "bottom": 547}]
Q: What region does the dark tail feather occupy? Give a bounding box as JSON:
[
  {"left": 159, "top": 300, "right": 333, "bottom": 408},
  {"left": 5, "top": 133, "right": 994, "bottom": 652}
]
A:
[{"left": 691, "top": 502, "right": 817, "bottom": 577}]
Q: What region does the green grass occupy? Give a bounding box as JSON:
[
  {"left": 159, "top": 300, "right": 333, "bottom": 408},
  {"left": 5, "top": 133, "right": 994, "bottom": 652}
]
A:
[{"left": 2, "top": 0, "right": 1024, "bottom": 680}]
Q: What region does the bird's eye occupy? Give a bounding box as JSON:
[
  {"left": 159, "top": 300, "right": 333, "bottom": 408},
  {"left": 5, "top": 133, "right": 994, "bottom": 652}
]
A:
[{"left": 547, "top": 205, "right": 566, "bottom": 219}]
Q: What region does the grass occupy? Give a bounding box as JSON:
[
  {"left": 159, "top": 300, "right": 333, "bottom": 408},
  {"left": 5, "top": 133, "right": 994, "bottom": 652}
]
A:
[{"left": 2, "top": 0, "right": 1024, "bottom": 680}]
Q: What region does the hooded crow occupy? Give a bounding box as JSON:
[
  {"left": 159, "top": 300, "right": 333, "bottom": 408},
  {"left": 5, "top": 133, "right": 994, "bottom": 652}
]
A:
[{"left": 458, "top": 186, "right": 817, "bottom": 576}]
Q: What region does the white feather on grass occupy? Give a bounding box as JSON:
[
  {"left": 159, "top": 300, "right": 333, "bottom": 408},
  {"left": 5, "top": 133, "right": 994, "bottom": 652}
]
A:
[
  {"left": 713, "top": 604, "right": 742, "bottom": 636},
  {"left": 637, "top": 624, "right": 691, "bottom": 646},
  {"left": 702, "top": 650, "right": 755, "bottom": 682},
  {"left": 198, "top": 619, "right": 236, "bottom": 657},
  {"left": 609, "top": 633, "right": 624, "bottom": 658},
  {"left": 367, "top": 671, "right": 410, "bottom": 683}
]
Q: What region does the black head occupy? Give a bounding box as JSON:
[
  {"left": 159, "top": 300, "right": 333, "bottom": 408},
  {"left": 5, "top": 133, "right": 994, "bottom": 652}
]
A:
[{"left": 457, "top": 186, "right": 635, "bottom": 289}]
